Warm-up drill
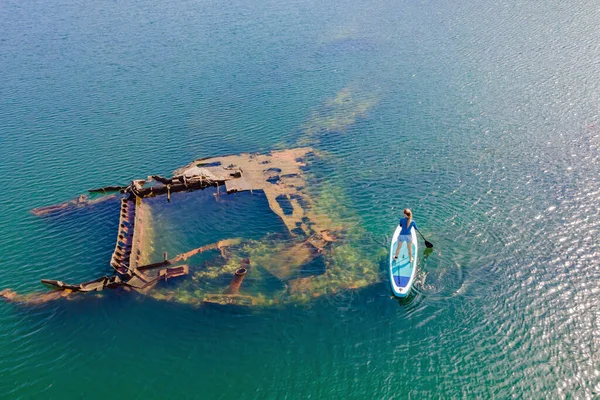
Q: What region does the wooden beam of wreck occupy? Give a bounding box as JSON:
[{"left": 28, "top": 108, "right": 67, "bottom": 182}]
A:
[
  {"left": 133, "top": 180, "right": 220, "bottom": 198},
  {"left": 120, "top": 265, "right": 190, "bottom": 292},
  {"left": 88, "top": 185, "right": 128, "bottom": 193},
  {"left": 136, "top": 238, "right": 241, "bottom": 272},
  {"left": 41, "top": 275, "right": 122, "bottom": 292},
  {"left": 170, "top": 238, "right": 242, "bottom": 263},
  {"left": 149, "top": 175, "right": 172, "bottom": 185},
  {"left": 137, "top": 260, "right": 170, "bottom": 271},
  {"left": 1, "top": 288, "right": 70, "bottom": 305}
]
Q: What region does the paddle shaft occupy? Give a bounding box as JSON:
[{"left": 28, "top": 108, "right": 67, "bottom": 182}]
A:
[{"left": 415, "top": 228, "right": 433, "bottom": 248}]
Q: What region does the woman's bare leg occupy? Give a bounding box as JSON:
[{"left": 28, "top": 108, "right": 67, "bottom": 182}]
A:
[
  {"left": 394, "top": 242, "right": 403, "bottom": 259},
  {"left": 408, "top": 242, "right": 413, "bottom": 262}
]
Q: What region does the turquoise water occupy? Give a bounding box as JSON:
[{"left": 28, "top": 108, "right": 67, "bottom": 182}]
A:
[{"left": 1, "top": 0, "right": 599, "bottom": 397}]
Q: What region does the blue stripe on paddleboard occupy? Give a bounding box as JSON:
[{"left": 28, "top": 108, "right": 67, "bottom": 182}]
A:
[{"left": 394, "top": 275, "right": 410, "bottom": 287}]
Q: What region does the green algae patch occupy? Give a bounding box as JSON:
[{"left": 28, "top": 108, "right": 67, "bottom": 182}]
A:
[
  {"left": 297, "top": 87, "right": 379, "bottom": 146},
  {"left": 145, "top": 177, "right": 385, "bottom": 308}
]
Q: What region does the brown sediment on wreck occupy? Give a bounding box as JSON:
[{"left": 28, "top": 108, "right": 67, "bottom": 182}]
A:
[
  {"left": 0, "top": 288, "right": 70, "bottom": 305},
  {"left": 259, "top": 231, "right": 335, "bottom": 280},
  {"left": 128, "top": 197, "right": 148, "bottom": 269},
  {"left": 173, "top": 147, "right": 335, "bottom": 236},
  {"left": 31, "top": 194, "right": 116, "bottom": 216}
]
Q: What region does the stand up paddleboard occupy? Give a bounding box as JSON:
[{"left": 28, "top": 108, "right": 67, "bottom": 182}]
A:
[{"left": 389, "top": 224, "right": 418, "bottom": 298}]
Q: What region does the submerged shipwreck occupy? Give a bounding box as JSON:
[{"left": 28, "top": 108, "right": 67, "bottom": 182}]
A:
[
  {"left": 1, "top": 86, "right": 386, "bottom": 307},
  {"left": 1, "top": 147, "right": 382, "bottom": 307}
]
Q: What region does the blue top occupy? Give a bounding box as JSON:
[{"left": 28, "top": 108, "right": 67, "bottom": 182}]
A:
[{"left": 399, "top": 217, "right": 417, "bottom": 235}]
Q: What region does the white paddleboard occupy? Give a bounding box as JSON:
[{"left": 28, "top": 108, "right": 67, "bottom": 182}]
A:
[{"left": 389, "top": 224, "right": 418, "bottom": 297}]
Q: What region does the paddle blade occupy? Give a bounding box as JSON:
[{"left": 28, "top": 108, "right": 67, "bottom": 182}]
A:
[{"left": 415, "top": 228, "right": 433, "bottom": 248}]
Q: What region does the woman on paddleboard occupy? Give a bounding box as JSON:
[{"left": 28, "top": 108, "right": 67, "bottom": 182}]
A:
[{"left": 393, "top": 208, "right": 417, "bottom": 263}]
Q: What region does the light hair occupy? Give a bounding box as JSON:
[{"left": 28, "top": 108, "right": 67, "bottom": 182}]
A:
[{"left": 404, "top": 208, "right": 412, "bottom": 228}]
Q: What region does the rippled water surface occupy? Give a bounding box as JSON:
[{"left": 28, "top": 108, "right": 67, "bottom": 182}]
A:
[{"left": 1, "top": 0, "right": 599, "bottom": 398}]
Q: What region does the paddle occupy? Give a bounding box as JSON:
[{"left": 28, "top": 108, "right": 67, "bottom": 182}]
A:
[{"left": 415, "top": 228, "right": 433, "bottom": 248}]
